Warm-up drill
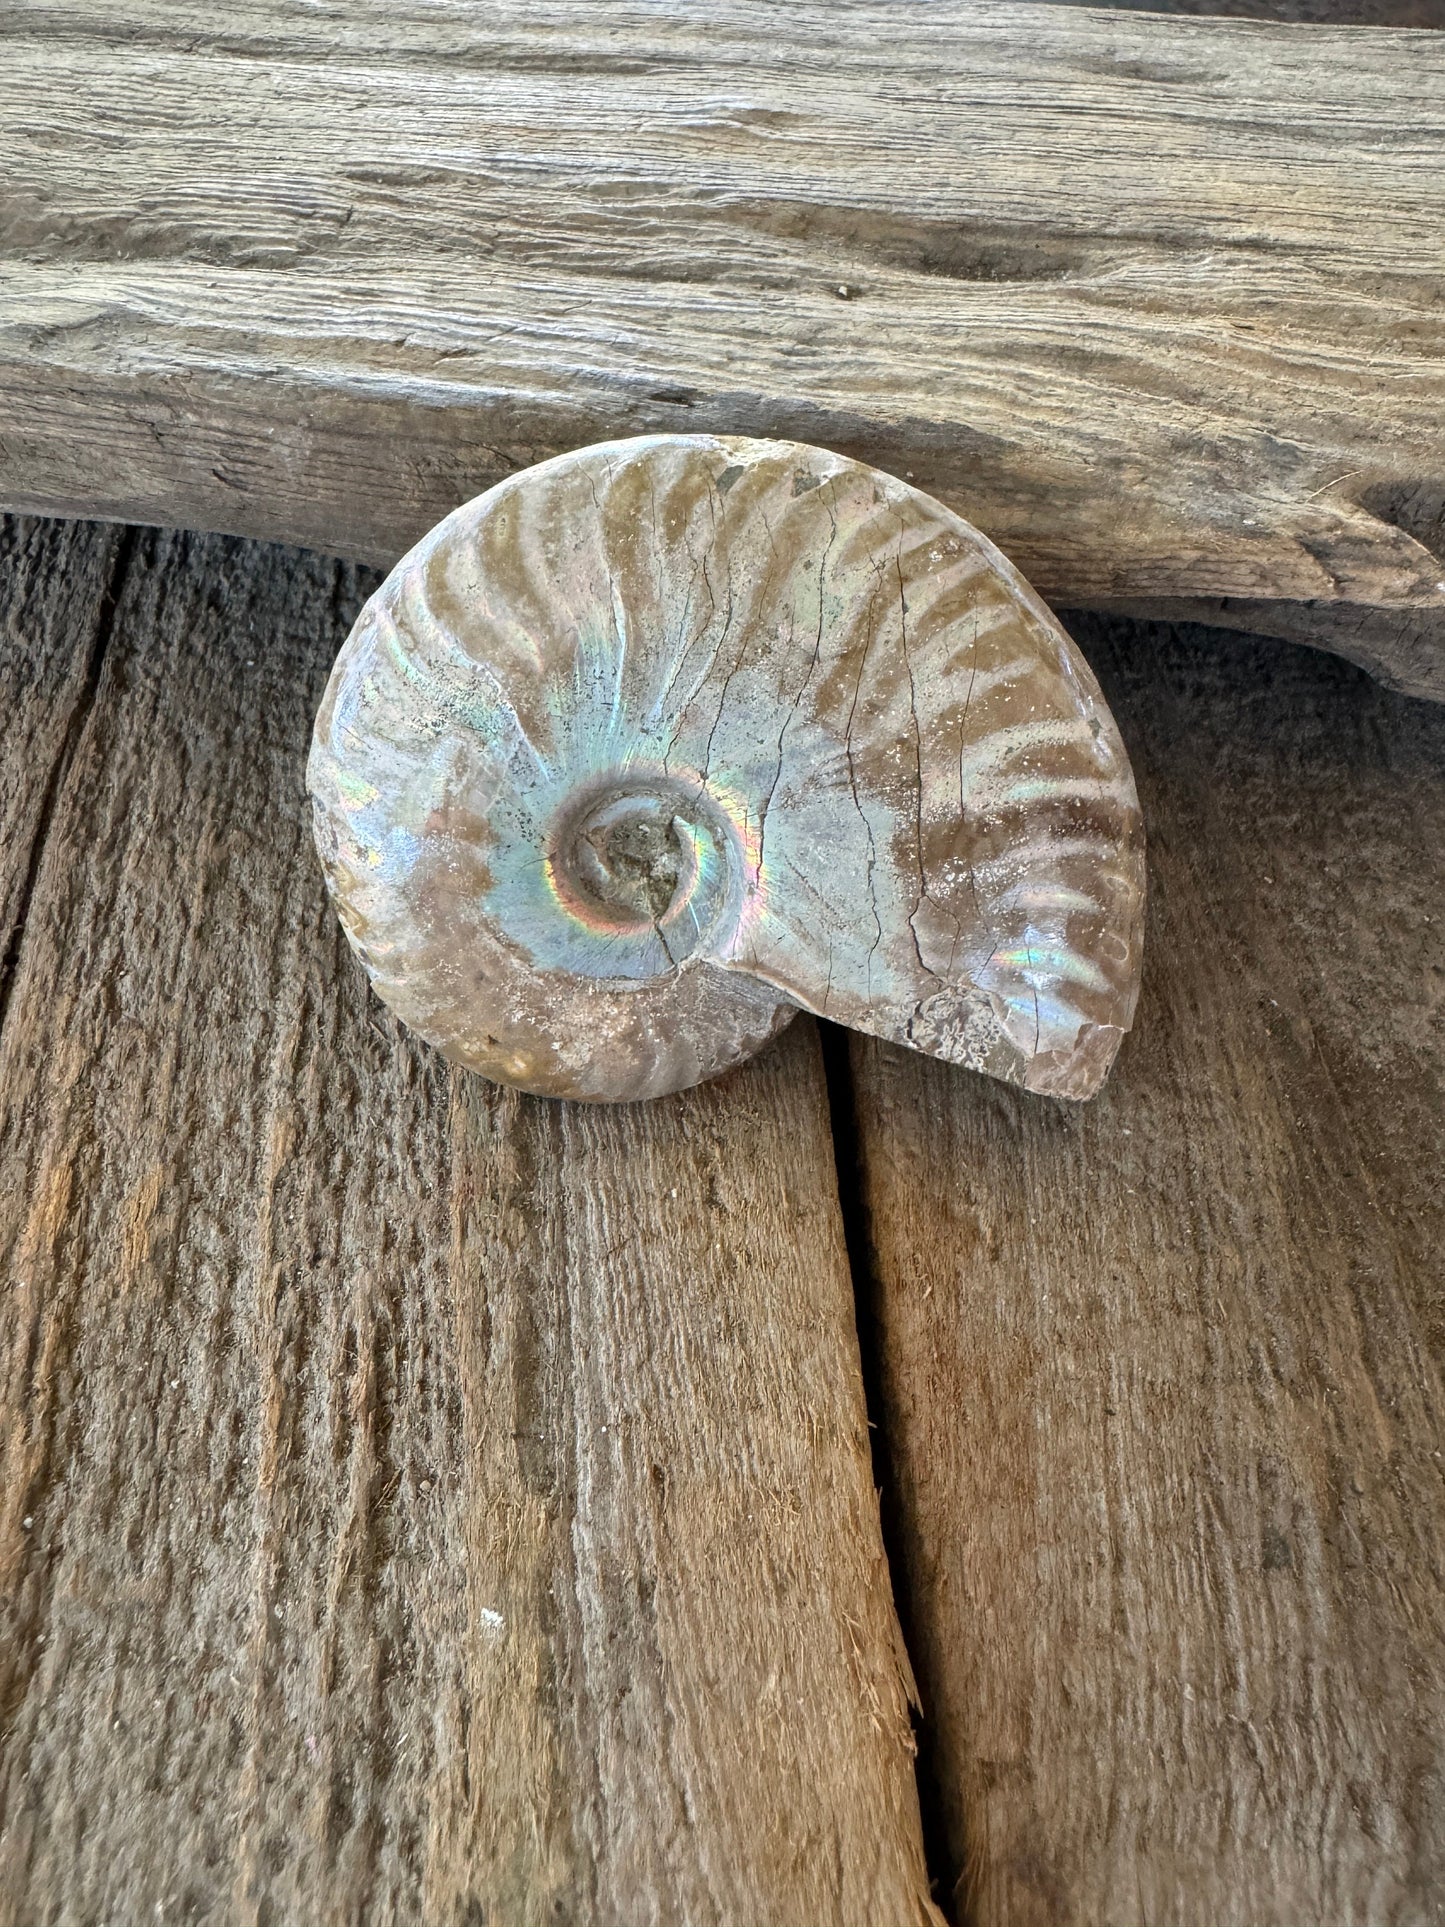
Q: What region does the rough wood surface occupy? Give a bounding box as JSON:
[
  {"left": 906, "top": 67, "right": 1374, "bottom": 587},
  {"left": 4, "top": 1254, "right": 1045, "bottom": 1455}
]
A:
[
  {"left": 2, "top": 1, "right": 1444, "bottom": 692},
  {"left": 0, "top": 516, "right": 942, "bottom": 1927},
  {"left": 1089, "top": 594, "right": 1445, "bottom": 700},
  {"left": 1048, "top": 0, "right": 1445, "bottom": 21},
  {"left": 846, "top": 614, "right": 1445, "bottom": 1923},
  {"left": 0, "top": 519, "right": 124, "bottom": 1022}
]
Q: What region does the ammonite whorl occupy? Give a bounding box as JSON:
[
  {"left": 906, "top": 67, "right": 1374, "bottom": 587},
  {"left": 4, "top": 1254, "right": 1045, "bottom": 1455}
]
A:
[{"left": 308, "top": 435, "right": 1145, "bottom": 1102}]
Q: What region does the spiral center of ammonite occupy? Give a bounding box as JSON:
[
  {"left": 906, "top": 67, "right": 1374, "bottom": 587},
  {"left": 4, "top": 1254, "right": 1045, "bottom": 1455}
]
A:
[
  {"left": 571, "top": 794, "right": 689, "bottom": 926},
  {"left": 546, "top": 773, "right": 741, "bottom": 972}
]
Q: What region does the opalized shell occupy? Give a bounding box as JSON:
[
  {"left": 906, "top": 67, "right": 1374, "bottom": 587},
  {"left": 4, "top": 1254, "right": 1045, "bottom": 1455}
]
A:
[{"left": 308, "top": 435, "right": 1145, "bottom": 1102}]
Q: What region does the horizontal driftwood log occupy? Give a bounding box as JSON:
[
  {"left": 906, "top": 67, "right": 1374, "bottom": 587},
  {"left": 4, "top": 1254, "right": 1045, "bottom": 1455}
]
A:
[{"left": 1, "top": 1, "right": 1443, "bottom": 695}]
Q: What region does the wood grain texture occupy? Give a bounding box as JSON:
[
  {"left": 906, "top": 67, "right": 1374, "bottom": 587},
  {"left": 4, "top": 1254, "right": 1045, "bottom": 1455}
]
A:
[
  {"left": 2, "top": 1, "right": 1444, "bottom": 692},
  {"left": 1047, "top": 0, "right": 1445, "bottom": 21},
  {"left": 846, "top": 615, "right": 1445, "bottom": 1923},
  {"left": 0, "top": 518, "right": 124, "bottom": 1024},
  {"left": 0, "top": 517, "right": 942, "bottom": 1927},
  {"left": 1085, "top": 594, "right": 1445, "bottom": 700}
]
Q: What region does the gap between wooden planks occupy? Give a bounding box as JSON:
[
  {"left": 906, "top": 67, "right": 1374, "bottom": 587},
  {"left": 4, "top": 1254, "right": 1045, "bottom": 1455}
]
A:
[
  {"left": 0, "top": 518, "right": 942, "bottom": 1926},
  {"left": 1, "top": 0, "right": 1444, "bottom": 695}
]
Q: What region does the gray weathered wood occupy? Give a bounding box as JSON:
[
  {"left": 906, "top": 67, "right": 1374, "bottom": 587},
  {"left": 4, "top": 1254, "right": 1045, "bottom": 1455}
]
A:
[
  {"left": 2, "top": 2, "right": 1444, "bottom": 693},
  {"left": 0, "top": 517, "right": 942, "bottom": 1927},
  {"left": 1088, "top": 595, "right": 1445, "bottom": 700},
  {"left": 846, "top": 612, "right": 1445, "bottom": 1923},
  {"left": 1047, "top": 0, "right": 1444, "bottom": 20},
  {"left": 0, "top": 518, "right": 124, "bottom": 1021}
]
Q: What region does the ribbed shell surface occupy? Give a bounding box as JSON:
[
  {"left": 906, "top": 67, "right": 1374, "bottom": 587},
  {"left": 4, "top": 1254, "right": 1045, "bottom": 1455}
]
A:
[{"left": 308, "top": 435, "right": 1145, "bottom": 1101}]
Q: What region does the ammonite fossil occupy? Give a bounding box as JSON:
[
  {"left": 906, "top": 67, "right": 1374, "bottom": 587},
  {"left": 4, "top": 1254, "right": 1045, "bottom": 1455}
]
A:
[{"left": 308, "top": 435, "right": 1145, "bottom": 1103}]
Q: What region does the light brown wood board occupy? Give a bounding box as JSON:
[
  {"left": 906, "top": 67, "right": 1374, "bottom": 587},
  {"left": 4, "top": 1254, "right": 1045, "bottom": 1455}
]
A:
[
  {"left": 2, "top": 2, "right": 1444, "bottom": 694},
  {"left": 842, "top": 609, "right": 1445, "bottom": 1923},
  {"left": 0, "top": 516, "right": 943, "bottom": 1927}
]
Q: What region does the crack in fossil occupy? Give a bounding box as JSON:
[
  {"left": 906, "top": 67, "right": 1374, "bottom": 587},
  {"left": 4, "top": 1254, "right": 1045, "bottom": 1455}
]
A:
[
  {"left": 755, "top": 484, "right": 840, "bottom": 905},
  {"left": 953, "top": 606, "right": 998, "bottom": 983},
  {"left": 841, "top": 549, "right": 887, "bottom": 1002},
  {"left": 699, "top": 492, "right": 784, "bottom": 796},
  {"left": 654, "top": 477, "right": 718, "bottom": 764},
  {"left": 894, "top": 521, "right": 944, "bottom": 988}
]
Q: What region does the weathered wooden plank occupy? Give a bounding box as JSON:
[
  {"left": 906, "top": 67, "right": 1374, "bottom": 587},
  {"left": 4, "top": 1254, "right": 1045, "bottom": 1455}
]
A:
[
  {"left": 1047, "top": 0, "right": 1444, "bottom": 20},
  {"left": 0, "top": 517, "right": 942, "bottom": 1926},
  {"left": 2, "top": 1, "right": 1443, "bottom": 692},
  {"left": 1087, "top": 594, "right": 1445, "bottom": 700},
  {"left": 0, "top": 518, "right": 124, "bottom": 1022},
  {"left": 846, "top": 616, "right": 1445, "bottom": 1922}
]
